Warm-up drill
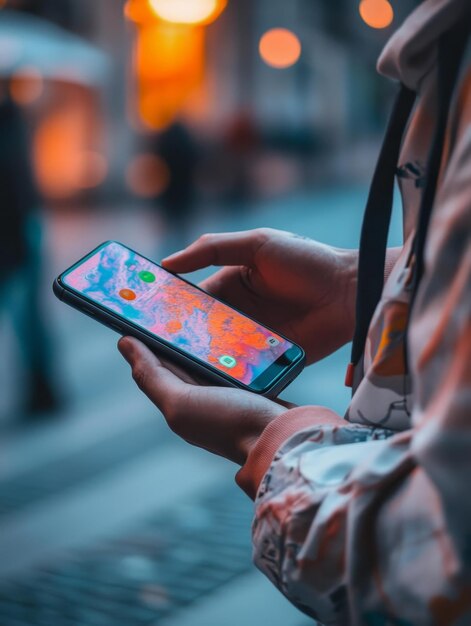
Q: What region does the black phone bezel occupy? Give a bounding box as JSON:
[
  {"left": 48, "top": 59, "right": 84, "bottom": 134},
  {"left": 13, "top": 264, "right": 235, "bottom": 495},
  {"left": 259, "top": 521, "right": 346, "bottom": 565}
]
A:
[{"left": 55, "top": 241, "right": 305, "bottom": 395}]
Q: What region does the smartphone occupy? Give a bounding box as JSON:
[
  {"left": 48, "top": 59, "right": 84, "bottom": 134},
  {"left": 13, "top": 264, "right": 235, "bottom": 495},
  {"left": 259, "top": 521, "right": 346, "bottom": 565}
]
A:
[{"left": 53, "top": 241, "right": 305, "bottom": 397}]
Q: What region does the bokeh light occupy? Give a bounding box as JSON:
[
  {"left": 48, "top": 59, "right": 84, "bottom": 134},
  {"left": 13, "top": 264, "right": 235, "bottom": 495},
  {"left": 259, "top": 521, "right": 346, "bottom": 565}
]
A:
[
  {"left": 33, "top": 104, "right": 107, "bottom": 199},
  {"left": 148, "top": 0, "right": 227, "bottom": 25},
  {"left": 359, "top": 0, "right": 394, "bottom": 29},
  {"left": 126, "top": 153, "right": 170, "bottom": 198},
  {"left": 10, "top": 66, "right": 44, "bottom": 106},
  {"left": 132, "top": 23, "right": 205, "bottom": 130},
  {"left": 259, "top": 28, "right": 301, "bottom": 69}
]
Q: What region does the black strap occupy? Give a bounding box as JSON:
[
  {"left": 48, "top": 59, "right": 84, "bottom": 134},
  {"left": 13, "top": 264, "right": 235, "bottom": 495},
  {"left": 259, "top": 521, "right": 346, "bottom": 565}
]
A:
[
  {"left": 350, "top": 85, "right": 415, "bottom": 367},
  {"left": 349, "top": 21, "right": 469, "bottom": 383}
]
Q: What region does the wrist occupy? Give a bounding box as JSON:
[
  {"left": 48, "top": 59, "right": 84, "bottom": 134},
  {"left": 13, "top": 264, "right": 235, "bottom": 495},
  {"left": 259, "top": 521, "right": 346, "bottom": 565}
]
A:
[
  {"left": 236, "top": 406, "right": 343, "bottom": 499},
  {"left": 236, "top": 433, "right": 263, "bottom": 466},
  {"left": 233, "top": 405, "right": 286, "bottom": 466}
]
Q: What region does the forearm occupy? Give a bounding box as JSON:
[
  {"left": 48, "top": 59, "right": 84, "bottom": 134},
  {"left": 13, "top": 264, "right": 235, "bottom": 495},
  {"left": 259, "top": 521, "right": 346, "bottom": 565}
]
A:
[{"left": 243, "top": 417, "right": 398, "bottom": 624}]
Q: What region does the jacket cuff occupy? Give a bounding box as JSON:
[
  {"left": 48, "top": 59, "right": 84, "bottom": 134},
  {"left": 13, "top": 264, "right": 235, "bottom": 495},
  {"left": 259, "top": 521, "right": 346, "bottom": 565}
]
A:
[{"left": 235, "top": 406, "right": 342, "bottom": 499}]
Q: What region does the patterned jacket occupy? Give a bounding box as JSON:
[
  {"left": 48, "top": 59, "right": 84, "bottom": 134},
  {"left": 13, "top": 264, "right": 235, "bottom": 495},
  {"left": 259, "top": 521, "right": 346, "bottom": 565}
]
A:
[{"left": 236, "top": 1, "right": 471, "bottom": 624}]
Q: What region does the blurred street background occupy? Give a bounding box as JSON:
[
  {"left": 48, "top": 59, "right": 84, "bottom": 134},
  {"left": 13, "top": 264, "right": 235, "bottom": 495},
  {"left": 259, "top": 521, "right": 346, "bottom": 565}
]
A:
[{"left": 0, "top": 1, "right": 411, "bottom": 625}]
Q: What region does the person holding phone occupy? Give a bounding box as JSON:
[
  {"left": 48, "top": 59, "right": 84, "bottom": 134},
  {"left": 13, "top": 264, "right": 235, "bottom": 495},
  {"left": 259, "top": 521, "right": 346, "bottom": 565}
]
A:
[{"left": 116, "top": 1, "right": 471, "bottom": 623}]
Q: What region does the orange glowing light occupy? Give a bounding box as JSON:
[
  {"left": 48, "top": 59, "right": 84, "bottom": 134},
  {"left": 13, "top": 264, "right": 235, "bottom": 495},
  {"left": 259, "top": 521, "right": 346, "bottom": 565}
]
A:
[
  {"left": 33, "top": 102, "right": 107, "bottom": 199},
  {"left": 10, "top": 66, "right": 44, "bottom": 105},
  {"left": 125, "top": 0, "right": 211, "bottom": 129},
  {"left": 259, "top": 28, "right": 301, "bottom": 69},
  {"left": 126, "top": 154, "right": 170, "bottom": 198},
  {"left": 359, "top": 0, "right": 394, "bottom": 29},
  {"left": 34, "top": 108, "right": 81, "bottom": 198},
  {"left": 148, "top": 0, "right": 227, "bottom": 25},
  {"left": 124, "top": 0, "right": 153, "bottom": 23},
  {"left": 132, "top": 23, "right": 205, "bottom": 129},
  {"left": 137, "top": 23, "right": 203, "bottom": 80}
]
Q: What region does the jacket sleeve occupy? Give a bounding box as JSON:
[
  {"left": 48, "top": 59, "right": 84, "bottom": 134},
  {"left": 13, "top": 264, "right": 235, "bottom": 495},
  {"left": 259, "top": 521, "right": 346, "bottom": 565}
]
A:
[{"left": 236, "top": 128, "right": 471, "bottom": 625}]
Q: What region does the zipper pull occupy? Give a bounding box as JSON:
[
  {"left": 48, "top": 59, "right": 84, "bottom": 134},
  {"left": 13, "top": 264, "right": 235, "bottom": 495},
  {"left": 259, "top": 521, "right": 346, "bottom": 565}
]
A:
[{"left": 345, "top": 362, "right": 355, "bottom": 388}]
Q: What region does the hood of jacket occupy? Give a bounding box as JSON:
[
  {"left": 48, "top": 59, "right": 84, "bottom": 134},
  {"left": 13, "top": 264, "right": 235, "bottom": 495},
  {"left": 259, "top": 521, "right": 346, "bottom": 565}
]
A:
[{"left": 377, "top": 0, "right": 470, "bottom": 90}]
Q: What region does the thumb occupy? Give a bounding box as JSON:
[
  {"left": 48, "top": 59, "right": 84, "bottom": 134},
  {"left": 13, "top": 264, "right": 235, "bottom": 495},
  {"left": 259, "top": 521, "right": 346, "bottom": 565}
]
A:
[{"left": 118, "top": 337, "right": 186, "bottom": 413}]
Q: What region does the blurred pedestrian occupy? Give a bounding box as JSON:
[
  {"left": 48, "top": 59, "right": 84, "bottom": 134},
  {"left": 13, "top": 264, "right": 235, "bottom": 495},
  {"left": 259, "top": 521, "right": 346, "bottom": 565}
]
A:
[
  {"left": 155, "top": 121, "right": 198, "bottom": 255},
  {"left": 224, "top": 110, "right": 259, "bottom": 206},
  {"left": 0, "top": 85, "right": 59, "bottom": 419}
]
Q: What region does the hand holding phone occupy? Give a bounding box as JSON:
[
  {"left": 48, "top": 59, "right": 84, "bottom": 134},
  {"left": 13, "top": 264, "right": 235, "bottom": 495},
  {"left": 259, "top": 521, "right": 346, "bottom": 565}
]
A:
[
  {"left": 163, "top": 229, "right": 358, "bottom": 365},
  {"left": 118, "top": 335, "right": 291, "bottom": 465},
  {"left": 53, "top": 241, "right": 305, "bottom": 397}
]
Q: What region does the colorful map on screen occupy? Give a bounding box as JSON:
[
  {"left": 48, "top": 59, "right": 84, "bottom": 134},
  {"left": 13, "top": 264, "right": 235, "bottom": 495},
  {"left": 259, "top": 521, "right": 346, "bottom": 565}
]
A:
[{"left": 63, "top": 242, "right": 293, "bottom": 385}]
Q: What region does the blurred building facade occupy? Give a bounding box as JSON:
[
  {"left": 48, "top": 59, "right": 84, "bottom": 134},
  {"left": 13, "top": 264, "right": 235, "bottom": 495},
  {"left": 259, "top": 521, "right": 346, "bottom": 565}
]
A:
[{"left": 2, "top": 0, "right": 417, "bottom": 209}]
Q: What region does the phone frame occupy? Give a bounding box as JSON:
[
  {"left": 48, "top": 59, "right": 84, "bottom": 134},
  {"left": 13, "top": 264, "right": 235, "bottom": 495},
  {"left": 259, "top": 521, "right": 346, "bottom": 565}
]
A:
[{"left": 53, "top": 241, "right": 305, "bottom": 398}]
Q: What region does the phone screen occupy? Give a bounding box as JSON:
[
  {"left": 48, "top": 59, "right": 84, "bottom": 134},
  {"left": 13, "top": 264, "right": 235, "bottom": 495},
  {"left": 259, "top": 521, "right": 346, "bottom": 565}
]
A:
[{"left": 62, "top": 242, "right": 297, "bottom": 387}]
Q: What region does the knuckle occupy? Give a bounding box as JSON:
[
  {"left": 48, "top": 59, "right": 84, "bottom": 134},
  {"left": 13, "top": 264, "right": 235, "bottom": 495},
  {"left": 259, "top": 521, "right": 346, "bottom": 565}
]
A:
[
  {"left": 198, "top": 233, "right": 214, "bottom": 244},
  {"left": 198, "top": 232, "right": 219, "bottom": 264},
  {"left": 252, "top": 228, "right": 273, "bottom": 259},
  {"left": 254, "top": 227, "right": 272, "bottom": 244}
]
